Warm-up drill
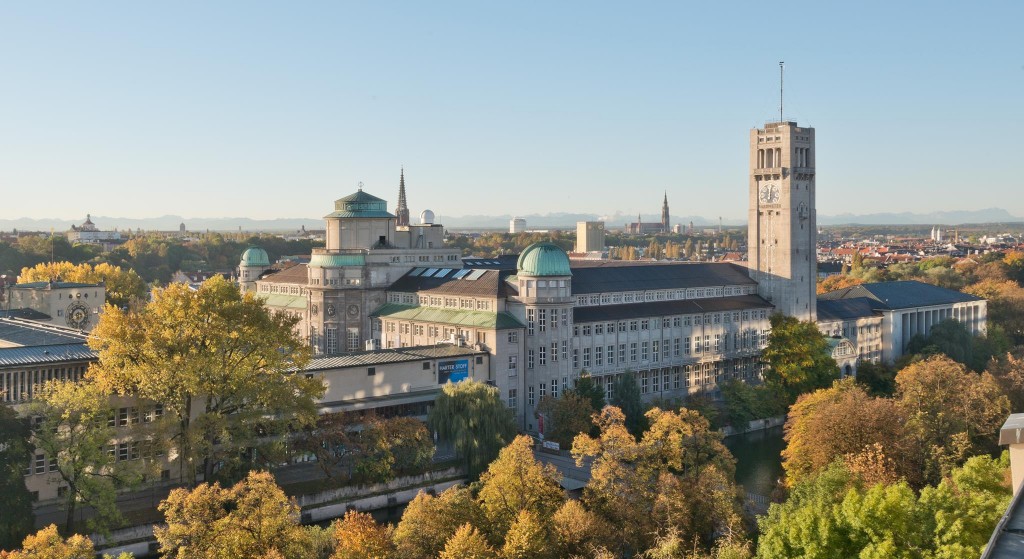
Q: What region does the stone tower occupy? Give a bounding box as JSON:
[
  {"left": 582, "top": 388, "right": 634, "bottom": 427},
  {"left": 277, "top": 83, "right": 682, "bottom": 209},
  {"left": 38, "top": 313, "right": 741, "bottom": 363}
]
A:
[
  {"left": 396, "top": 168, "right": 410, "bottom": 227},
  {"left": 661, "top": 191, "right": 670, "bottom": 232},
  {"left": 747, "top": 121, "right": 817, "bottom": 321}
]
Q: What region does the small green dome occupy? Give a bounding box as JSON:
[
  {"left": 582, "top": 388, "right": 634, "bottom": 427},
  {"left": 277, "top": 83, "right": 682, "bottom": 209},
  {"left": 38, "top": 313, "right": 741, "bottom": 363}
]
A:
[
  {"left": 517, "top": 242, "right": 571, "bottom": 277},
  {"left": 241, "top": 247, "right": 270, "bottom": 267}
]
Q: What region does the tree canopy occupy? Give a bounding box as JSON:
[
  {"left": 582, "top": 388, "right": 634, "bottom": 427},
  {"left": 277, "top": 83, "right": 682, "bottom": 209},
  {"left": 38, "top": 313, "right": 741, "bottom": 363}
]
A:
[
  {"left": 761, "top": 313, "right": 837, "bottom": 401},
  {"left": 0, "top": 406, "right": 33, "bottom": 550},
  {"left": 427, "top": 379, "right": 515, "bottom": 479},
  {"left": 18, "top": 262, "right": 146, "bottom": 308},
  {"left": 88, "top": 275, "right": 322, "bottom": 485}
]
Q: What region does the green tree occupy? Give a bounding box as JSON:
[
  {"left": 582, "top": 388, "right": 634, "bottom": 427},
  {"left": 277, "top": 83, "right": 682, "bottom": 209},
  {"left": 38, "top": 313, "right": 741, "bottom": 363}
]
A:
[
  {"left": 570, "top": 373, "right": 605, "bottom": 412},
  {"left": 853, "top": 360, "right": 898, "bottom": 396},
  {"left": 88, "top": 276, "right": 322, "bottom": 485},
  {"left": 477, "top": 435, "right": 564, "bottom": 539},
  {"left": 427, "top": 379, "right": 515, "bottom": 479},
  {"left": 155, "top": 471, "right": 308, "bottom": 559},
  {"left": 757, "top": 455, "right": 1011, "bottom": 559},
  {"left": 25, "top": 380, "right": 143, "bottom": 534},
  {"left": 761, "top": 313, "right": 837, "bottom": 401},
  {"left": 719, "top": 379, "right": 786, "bottom": 428},
  {"left": 0, "top": 406, "right": 33, "bottom": 550},
  {"left": 536, "top": 392, "right": 595, "bottom": 447},
  {"left": 610, "top": 372, "right": 647, "bottom": 437},
  {"left": 380, "top": 416, "right": 434, "bottom": 475}
]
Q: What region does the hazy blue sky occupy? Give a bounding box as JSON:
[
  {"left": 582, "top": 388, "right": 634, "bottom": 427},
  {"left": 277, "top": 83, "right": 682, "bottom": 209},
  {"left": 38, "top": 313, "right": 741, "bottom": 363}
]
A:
[{"left": 1, "top": 1, "right": 1021, "bottom": 222}]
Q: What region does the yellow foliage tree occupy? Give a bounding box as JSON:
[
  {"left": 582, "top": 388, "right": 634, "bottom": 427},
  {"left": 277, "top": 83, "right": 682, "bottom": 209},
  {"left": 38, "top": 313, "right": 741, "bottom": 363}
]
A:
[
  {"left": 19, "top": 262, "right": 146, "bottom": 308},
  {"left": 477, "top": 435, "right": 564, "bottom": 539},
  {"left": 331, "top": 510, "right": 394, "bottom": 559},
  {"left": 155, "top": 471, "right": 307, "bottom": 559}
]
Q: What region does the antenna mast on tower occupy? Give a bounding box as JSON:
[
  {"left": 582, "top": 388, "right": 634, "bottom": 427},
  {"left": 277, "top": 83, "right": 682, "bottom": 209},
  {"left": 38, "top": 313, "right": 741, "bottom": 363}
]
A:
[{"left": 779, "top": 61, "right": 785, "bottom": 122}]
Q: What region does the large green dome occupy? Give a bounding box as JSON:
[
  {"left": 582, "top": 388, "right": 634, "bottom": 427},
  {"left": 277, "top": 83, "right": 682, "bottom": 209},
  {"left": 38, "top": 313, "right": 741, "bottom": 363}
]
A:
[
  {"left": 517, "top": 242, "right": 571, "bottom": 277},
  {"left": 241, "top": 247, "right": 270, "bottom": 267}
]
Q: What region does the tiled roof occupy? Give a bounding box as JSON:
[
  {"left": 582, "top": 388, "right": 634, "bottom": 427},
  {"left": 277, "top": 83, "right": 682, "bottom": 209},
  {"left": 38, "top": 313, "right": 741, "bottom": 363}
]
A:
[
  {"left": 819, "top": 280, "right": 982, "bottom": 310},
  {"left": 258, "top": 264, "right": 308, "bottom": 285},
  {"left": 371, "top": 303, "right": 525, "bottom": 330},
  {"left": 572, "top": 295, "right": 772, "bottom": 323},
  {"left": 302, "top": 344, "right": 486, "bottom": 371},
  {"left": 0, "top": 309, "right": 53, "bottom": 321},
  {"left": 569, "top": 262, "right": 757, "bottom": 294},
  {"left": 816, "top": 297, "right": 881, "bottom": 322}
]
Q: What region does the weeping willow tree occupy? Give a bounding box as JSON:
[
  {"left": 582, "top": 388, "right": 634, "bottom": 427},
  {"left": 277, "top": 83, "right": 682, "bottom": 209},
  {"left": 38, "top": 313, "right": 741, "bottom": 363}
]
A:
[{"left": 428, "top": 380, "right": 516, "bottom": 479}]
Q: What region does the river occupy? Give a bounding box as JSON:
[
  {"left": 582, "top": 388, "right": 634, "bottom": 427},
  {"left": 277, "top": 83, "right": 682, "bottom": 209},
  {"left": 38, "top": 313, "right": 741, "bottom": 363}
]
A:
[{"left": 724, "top": 425, "right": 786, "bottom": 498}]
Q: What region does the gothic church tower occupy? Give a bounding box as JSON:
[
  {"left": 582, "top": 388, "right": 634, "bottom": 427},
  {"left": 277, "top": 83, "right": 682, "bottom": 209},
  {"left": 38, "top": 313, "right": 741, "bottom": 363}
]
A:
[
  {"left": 747, "top": 122, "right": 817, "bottom": 321},
  {"left": 396, "top": 167, "right": 410, "bottom": 227},
  {"left": 661, "top": 191, "right": 670, "bottom": 232}
]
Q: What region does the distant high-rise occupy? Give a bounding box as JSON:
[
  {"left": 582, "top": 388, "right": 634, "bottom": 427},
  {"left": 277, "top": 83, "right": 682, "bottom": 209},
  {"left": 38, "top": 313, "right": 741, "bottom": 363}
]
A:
[
  {"left": 396, "top": 168, "right": 410, "bottom": 227},
  {"left": 748, "top": 121, "right": 817, "bottom": 321},
  {"left": 576, "top": 221, "right": 605, "bottom": 253},
  {"left": 510, "top": 217, "right": 526, "bottom": 234}
]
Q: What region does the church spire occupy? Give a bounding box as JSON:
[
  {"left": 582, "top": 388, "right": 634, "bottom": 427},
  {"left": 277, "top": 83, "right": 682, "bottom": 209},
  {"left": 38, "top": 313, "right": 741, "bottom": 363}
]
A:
[
  {"left": 396, "top": 167, "right": 410, "bottom": 226},
  {"left": 661, "top": 191, "right": 670, "bottom": 232}
]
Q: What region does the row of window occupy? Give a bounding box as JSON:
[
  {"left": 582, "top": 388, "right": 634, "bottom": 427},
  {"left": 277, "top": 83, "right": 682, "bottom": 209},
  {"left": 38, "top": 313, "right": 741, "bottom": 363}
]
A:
[
  {"left": 108, "top": 404, "right": 164, "bottom": 427},
  {"left": 525, "top": 330, "right": 769, "bottom": 370},
  {"left": 574, "top": 286, "right": 755, "bottom": 307},
  {"left": 1, "top": 365, "right": 88, "bottom": 403},
  {"left": 526, "top": 308, "right": 571, "bottom": 335}
]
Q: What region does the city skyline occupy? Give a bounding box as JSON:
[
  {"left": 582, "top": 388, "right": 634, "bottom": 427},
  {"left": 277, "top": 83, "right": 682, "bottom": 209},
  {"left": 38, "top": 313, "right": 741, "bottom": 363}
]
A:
[{"left": 2, "top": 1, "right": 1022, "bottom": 221}]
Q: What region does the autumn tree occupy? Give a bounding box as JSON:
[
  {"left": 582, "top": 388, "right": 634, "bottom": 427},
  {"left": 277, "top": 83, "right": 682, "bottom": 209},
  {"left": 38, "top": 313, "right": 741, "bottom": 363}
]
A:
[
  {"left": 761, "top": 313, "right": 837, "bottom": 401},
  {"left": 965, "top": 279, "right": 1024, "bottom": 345},
  {"left": 987, "top": 348, "right": 1024, "bottom": 412},
  {"left": 781, "top": 379, "right": 921, "bottom": 488},
  {"left": 427, "top": 379, "right": 515, "bottom": 479},
  {"left": 816, "top": 274, "right": 864, "bottom": 295},
  {"left": 550, "top": 499, "right": 613, "bottom": 557},
  {"left": 392, "top": 486, "right": 484, "bottom": 559},
  {"left": 155, "top": 471, "right": 308, "bottom": 559},
  {"left": 26, "top": 380, "right": 144, "bottom": 534},
  {"left": 88, "top": 276, "right": 322, "bottom": 485},
  {"left": 438, "top": 524, "right": 496, "bottom": 559},
  {"left": 330, "top": 510, "right": 394, "bottom": 559},
  {"left": 895, "top": 355, "right": 1010, "bottom": 482},
  {"left": 536, "top": 392, "right": 595, "bottom": 447},
  {"left": 500, "top": 510, "right": 555, "bottom": 559},
  {"left": 0, "top": 406, "right": 33, "bottom": 550},
  {"left": 0, "top": 525, "right": 98, "bottom": 559},
  {"left": 572, "top": 406, "right": 740, "bottom": 555},
  {"left": 18, "top": 262, "right": 146, "bottom": 308},
  {"left": 477, "top": 435, "right": 564, "bottom": 539}
]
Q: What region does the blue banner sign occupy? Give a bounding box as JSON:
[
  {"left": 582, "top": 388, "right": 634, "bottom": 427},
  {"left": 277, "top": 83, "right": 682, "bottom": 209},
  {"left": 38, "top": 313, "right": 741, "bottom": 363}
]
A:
[{"left": 438, "top": 359, "right": 469, "bottom": 384}]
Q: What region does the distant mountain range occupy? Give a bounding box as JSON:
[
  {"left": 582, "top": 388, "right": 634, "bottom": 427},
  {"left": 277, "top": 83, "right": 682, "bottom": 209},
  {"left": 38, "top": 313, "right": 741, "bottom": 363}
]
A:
[{"left": 1, "top": 208, "right": 1020, "bottom": 233}]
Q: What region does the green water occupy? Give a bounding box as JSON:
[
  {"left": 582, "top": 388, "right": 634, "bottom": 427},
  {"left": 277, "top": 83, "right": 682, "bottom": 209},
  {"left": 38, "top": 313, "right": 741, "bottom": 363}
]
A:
[{"left": 724, "top": 425, "right": 786, "bottom": 497}]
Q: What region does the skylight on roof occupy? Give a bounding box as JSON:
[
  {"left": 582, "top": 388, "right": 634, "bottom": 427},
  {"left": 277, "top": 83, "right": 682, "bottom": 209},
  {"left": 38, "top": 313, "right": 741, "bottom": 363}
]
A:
[
  {"left": 465, "top": 269, "right": 487, "bottom": 281},
  {"left": 451, "top": 269, "right": 471, "bottom": 279},
  {"left": 434, "top": 269, "right": 452, "bottom": 278},
  {"left": 422, "top": 268, "right": 440, "bottom": 277},
  {"left": 408, "top": 268, "right": 427, "bottom": 277}
]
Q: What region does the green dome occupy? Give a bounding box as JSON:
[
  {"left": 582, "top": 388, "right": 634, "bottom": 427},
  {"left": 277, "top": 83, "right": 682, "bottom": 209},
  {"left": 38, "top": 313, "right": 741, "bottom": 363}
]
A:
[
  {"left": 324, "top": 188, "right": 395, "bottom": 219},
  {"left": 241, "top": 247, "right": 270, "bottom": 267},
  {"left": 517, "top": 242, "right": 571, "bottom": 277}
]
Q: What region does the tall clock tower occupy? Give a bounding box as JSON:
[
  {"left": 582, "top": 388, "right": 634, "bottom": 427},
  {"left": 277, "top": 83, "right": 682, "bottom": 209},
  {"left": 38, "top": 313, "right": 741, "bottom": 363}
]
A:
[{"left": 748, "top": 121, "right": 817, "bottom": 321}]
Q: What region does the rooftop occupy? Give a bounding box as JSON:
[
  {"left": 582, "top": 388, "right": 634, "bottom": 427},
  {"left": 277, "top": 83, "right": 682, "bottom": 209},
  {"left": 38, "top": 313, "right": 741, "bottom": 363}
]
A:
[
  {"left": 371, "top": 302, "right": 525, "bottom": 330},
  {"left": 13, "top": 281, "right": 102, "bottom": 290},
  {"left": 819, "top": 280, "right": 983, "bottom": 310},
  {"left": 572, "top": 294, "right": 772, "bottom": 323},
  {"left": 302, "top": 344, "right": 486, "bottom": 371}
]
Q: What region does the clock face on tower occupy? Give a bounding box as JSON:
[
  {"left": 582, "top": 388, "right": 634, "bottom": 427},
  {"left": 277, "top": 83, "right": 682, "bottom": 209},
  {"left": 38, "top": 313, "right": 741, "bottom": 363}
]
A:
[
  {"left": 759, "top": 184, "right": 780, "bottom": 204},
  {"left": 66, "top": 301, "right": 90, "bottom": 330}
]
